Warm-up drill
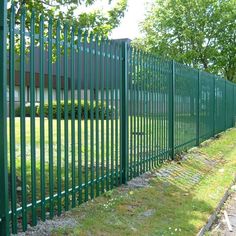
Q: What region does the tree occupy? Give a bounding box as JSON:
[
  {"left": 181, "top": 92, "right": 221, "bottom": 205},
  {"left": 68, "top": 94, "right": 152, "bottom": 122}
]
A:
[
  {"left": 8, "top": 0, "right": 128, "bottom": 36},
  {"left": 133, "top": 0, "right": 236, "bottom": 81}
]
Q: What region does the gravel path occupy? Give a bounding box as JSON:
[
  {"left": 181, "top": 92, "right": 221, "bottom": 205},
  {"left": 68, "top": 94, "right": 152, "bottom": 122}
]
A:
[
  {"left": 16, "top": 216, "right": 77, "bottom": 236},
  {"left": 208, "top": 186, "right": 236, "bottom": 235}
]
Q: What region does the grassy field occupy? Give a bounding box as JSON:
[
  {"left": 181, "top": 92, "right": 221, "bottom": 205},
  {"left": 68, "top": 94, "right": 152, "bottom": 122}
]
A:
[
  {"left": 8, "top": 115, "right": 198, "bottom": 162},
  {"left": 50, "top": 128, "right": 236, "bottom": 236}
]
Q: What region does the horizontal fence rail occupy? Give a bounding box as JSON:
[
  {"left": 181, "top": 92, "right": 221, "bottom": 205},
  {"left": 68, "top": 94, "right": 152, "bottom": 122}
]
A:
[{"left": 1, "top": 2, "right": 236, "bottom": 234}]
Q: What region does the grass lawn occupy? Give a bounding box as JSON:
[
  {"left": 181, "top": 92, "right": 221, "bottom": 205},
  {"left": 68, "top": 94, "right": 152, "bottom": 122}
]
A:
[
  {"left": 9, "top": 115, "right": 198, "bottom": 158},
  {"left": 9, "top": 115, "right": 200, "bottom": 167},
  {"left": 50, "top": 128, "right": 236, "bottom": 236}
]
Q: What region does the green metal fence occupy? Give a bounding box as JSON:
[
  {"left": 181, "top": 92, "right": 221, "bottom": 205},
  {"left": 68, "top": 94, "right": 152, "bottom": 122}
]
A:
[{"left": 1, "top": 2, "right": 236, "bottom": 234}]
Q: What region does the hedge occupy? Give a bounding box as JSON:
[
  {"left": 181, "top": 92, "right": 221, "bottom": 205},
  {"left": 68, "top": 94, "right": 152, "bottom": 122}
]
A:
[
  {"left": 15, "top": 103, "right": 39, "bottom": 117},
  {"left": 36, "top": 100, "right": 115, "bottom": 119}
]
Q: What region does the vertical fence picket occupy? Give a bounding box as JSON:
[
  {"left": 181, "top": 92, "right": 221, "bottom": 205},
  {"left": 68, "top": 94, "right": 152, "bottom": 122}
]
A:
[
  {"left": 63, "top": 23, "right": 69, "bottom": 211},
  {"left": 159, "top": 60, "right": 163, "bottom": 163},
  {"left": 148, "top": 54, "right": 151, "bottom": 170},
  {"left": 133, "top": 48, "right": 137, "bottom": 176},
  {"left": 213, "top": 76, "right": 216, "bottom": 136},
  {"left": 129, "top": 46, "right": 133, "bottom": 179},
  {"left": 48, "top": 17, "right": 54, "bottom": 219},
  {"left": 139, "top": 51, "right": 143, "bottom": 173},
  {"left": 77, "top": 31, "right": 82, "bottom": 205},
  {"left": 137, "top": 50, "right": 140, "bottom": 175},
  {"left": 196, "top": 70, "right": 200, "bottom": 146},
  {"left": 233, "top": 85, "right": 235, "bottom": 125},
  {"left": 30, "top": 10, "right": 37, "bottom": 226},
  {"left": 105, "top": 39, "right": 110, "bottom": 190},
  {"left": 95, "top": 36, "right": 100, "bottom": 196},
  {"left": 20, "top": 7, "right": 27, "bottom": 231},
  {"left": 84, "top": 32, "right": 89, "bottom": 202},
  {"left": 146, "top": 54, "right": 149, "bottom": 168},
  {"left": 0, "top": 0, "right": 9, "bottom": 234},
  {"left": 90, "top": 34, "right": 95, "bottom": 199},
  {"left": 100, "top": 37, "right": 105, "bottom": 191},
  {"left": 121, "top": 41, "right": 128, "bottom": 184},
  {"left": 71, "top": 25, "right": 76, "bottom": 208},
  {"left": 164, "top": 61, "right": 167, "bottom": 160},
  {"left": 145, "top": 53, "right": 149, "bottom": 167},
  {"left": 225, "top": 80, "right": 227, "bottom": 130},
  {"left": 140, "top": 51, "right": 144, "bottom": 173},
  {"left": 154, "top": 58, "right": 158, "bottom": 166},
  {"left": 56, "top": 20, "right": 62, "bottom": 215},
  {"left": 151, "top": 55, "right": 154, "bottom": 168},
  {"left": 9, "top": 2, "right": 17, "bottom": 233},
  {"left": 168, "top": 60, "right": 175, "bottom": 159},
  {"left": 115, "top": 43, "right": 119, "bottom": 185},
  {"left": 110, "top": 41, "right": 114, "bottom": 187},
  {"left": 143, "top": 53, "right": 147, "bottom": 171},
  {"left": 39, "top": 14, "right": 46, "bottom": 221},
  {"left": 143, "top": 53, "right": 147, "bottom": 172},
  {"left": 149, "top": 55, "right": 152, "bottom": 168}
]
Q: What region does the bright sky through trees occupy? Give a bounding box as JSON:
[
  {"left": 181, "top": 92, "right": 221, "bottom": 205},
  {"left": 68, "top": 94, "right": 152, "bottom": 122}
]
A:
[
  {"left": 111, "top": 0, "right": 152, "bottom": 39},
  {"left": 69, "top": 0, "right": 152, "bottom": 39}
]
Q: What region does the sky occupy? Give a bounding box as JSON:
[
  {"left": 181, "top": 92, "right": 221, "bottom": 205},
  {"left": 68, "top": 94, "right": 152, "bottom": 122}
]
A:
[
  {"left": 110, "top": 0, "right": 152, "bottom": 40},
  {"left": 73, "top": 0, "right": 152, "bottom": 40}
]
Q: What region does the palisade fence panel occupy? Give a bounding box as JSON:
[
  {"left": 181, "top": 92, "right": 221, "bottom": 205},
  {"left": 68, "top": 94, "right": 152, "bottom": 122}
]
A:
[
  {"left": 226, "top": 82, "right": 235, "bottom": 129},
  {"left": 174, "top": 63, "right": 198, "bottom": 152},
  {"left": 215, "top": 76, "right": 226, "bottom": 134},
  {"left": 6, "top": 4, "right": 123, "bottom": 234},
  {"left": 1, "top": 2, "right": 236, "bottom": 235},
  {"left": 199, "top": 71, "right": 215, "bottom": 142},
  {"left": 128, "top": 49, "right": 171, "bottom": 179}
]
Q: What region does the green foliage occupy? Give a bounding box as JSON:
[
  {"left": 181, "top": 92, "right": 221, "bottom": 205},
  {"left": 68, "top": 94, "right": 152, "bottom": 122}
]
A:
[
  {"left": 15, "top": 103, "right": 39, "bottom": 117},
  {"left": 133, "top": 0, "right": 236, "bottom": 81},
  {"left": 8, "top": 0, "right": 127, "bottom": 36},
  {"left": 36, "top": 100, "right": 115, "bottom": 119}
]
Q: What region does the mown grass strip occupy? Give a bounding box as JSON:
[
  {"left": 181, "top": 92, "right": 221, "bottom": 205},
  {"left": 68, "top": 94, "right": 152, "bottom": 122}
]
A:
[{"left": 52, "top": 128, "right": 236, "bottom": 236}]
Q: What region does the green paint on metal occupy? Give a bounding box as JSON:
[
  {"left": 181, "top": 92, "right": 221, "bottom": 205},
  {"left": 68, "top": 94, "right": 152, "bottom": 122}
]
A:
[
  {"left": 64, "top": 23, "right": 69, "bottom": 211},
  {"left": 56, "top": 19, "right": 62, "bottom": 215},
  {"left": 20, "top": 7, "right": 27, "bottom": 231},
  {"left": 48, "top": 16, "right": 54, "bottom": 219},
  {"left": 105, "top": 39, "right": 110, "bottom": 190},
  {"left": 168, "top": 60, "right": 175, "bottom": 160},
  {"left": 0, "top": 0, "right": 9, "bottom": 235},
  {"left": 196, "top": 70, "right": 200, "bottom": 146},
  {"left": 90, "top": 34, "right": 95, "bottom": 199},
  {"left": 121, "top": 42, "right": 128, "bottom": 184},
  {"left": 71, "top": 25, "right": 76, "bottom": 208},
  {"left": 95, "top": 36, "right": 100, "bottom": 197},
  {"left": 84, "top": 32, "right": 89, "bottom": 202},
  {"left": 30, "top": 10, "right": 37, "bottom": 227},
  {"left": 9, "top": 2, "right": 17, "bottom": 234},
  {"left": 39, "top": 14, "right": 46, "bottom": 222},
  {"left": 77, "top": 31, "right": 83, "bottom": 205}
]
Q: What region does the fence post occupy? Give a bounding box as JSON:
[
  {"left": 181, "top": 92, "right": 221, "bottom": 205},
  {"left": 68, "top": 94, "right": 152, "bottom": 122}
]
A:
[
  {"left": 0, "top": 0, "right": 9, "bottom": 235},
  {"left": 233, "top": 84, "right": 235, "bottom": 127},
  {"left": 212, "top": 75, "right": 216, "bottom": 136},
  {"left": 196, "top": 70, "right": 200, "bottom": 146},
  {"left": 225, "top": 80, "right": 227, "bottom": 129},
  {"left": 168, "top": 60, "right": 175, "bottom": 160},
  {"left": 120, "top": 41, "right": 128, "bottom": 184}
]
